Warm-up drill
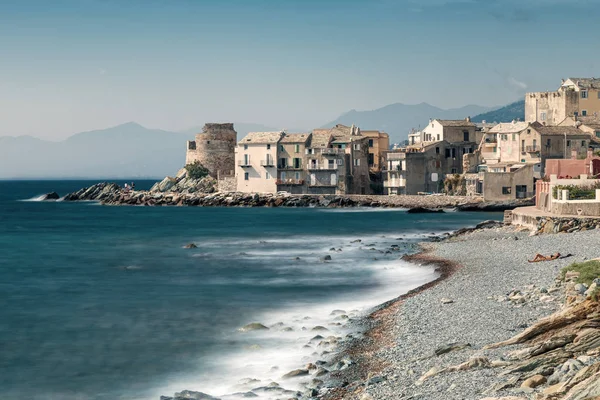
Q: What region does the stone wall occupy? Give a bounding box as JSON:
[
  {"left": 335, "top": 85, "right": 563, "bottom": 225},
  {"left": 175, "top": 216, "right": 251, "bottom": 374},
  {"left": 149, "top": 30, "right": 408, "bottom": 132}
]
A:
[
  {"left": 464, "top": 173, "right": 480, "bottom": 196},
  {"left": 186, "top": 123, "right": 237, "bottom": 179},
  {"left": 217, "top": 176, "right": 237, "bottom": 192},
  {"left": 535, "top": 216, "right": 600, "bottom": 234}
]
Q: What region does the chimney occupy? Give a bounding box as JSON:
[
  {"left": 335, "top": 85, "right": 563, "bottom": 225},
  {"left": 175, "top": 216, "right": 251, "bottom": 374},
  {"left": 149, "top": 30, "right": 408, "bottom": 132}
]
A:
[
  {"left": 571, "top": 149, "right": 578, "bottom": 160},
  {"left": 482, "top": 119, "right": 486, "bottom": 124},
  {"left": 466, "top": 116, "right": 471, "bottom": 122},
  {"left": 588, "top": 147, "right": 593, "bottom": 160}
]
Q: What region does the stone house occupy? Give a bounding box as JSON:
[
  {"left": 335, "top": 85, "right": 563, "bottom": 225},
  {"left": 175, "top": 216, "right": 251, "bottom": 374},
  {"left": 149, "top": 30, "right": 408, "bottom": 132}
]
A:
[
  {"left": 484, "top": 121, "right": 528, "bottom": 165},
  {"left": 545, "top": 148, "right": 600, "bottom": 178},
  {"left": 236, "top": 131, "right": 284, "bottom": 193},
  {"left": 360, "top": 130, "right": 389, "bottom": 172},
  {"left": 276, "top": 133, "right": 311, "bottom": 194},
  {"left": 465, "top": 163, "right": 535, "bottom": 201},
  {"left": 384, "top": 140, "right": 475, "bottom": 195},
  {"left": 408, "top": 118, "right": 478, "bottom": 145},
  {"left": 558, "top": 116, "right": 600, "bottom": 143},
  {"left": 186, "top": 123, "right": 237, "bottom": 179},
  {"left": 525, "top": 78, "right": 600, "bottom": 124}
]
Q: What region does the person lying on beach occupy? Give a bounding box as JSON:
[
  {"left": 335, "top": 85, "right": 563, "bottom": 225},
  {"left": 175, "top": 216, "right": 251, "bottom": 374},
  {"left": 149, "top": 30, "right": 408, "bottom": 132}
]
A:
[{"left": 528, "top": 252, "right": 561, "bottom": 263}]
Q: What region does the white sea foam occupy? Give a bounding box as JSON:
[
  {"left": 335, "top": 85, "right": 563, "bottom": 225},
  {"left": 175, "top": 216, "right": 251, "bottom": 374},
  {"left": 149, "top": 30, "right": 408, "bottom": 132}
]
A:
[{"left": 153, "top": 232, "right": 439, "bottom": 399}]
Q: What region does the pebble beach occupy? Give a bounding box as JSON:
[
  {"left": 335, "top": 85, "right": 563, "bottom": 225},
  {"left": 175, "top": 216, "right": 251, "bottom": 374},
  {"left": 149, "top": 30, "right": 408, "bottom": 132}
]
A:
[{"left": 322, "top": 225, "right": 600, "bottom": 400}]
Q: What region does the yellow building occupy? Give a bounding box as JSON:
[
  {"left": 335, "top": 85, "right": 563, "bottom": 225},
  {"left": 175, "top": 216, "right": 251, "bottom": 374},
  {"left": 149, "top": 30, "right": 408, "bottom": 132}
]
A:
[
  {"left": 360, "top": 130, "right": 390, "bottom": 172},
  {"left": 525, "top": 78, "right": 600, "bottom": 124}
]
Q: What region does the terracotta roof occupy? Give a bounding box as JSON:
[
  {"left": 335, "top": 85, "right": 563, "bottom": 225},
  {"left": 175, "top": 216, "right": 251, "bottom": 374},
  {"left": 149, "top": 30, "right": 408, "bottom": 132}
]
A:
[
  {"left": 435, "top": 119, "right": 477, "bottom": 127},
  {"left": 564, "top": 78, "right": 600, "bottom": 90},
  {"left": 238, "top": 131, "right": 284, "bottom": 144},
  {"left": 489, "top": 122, "right": 529, "bottom": 134},
  {"left": 530, "top": 122, "right": 589, "bottom": 136},
  {"left": 280, "top": 133, "right": 310, "bottom": 144}
]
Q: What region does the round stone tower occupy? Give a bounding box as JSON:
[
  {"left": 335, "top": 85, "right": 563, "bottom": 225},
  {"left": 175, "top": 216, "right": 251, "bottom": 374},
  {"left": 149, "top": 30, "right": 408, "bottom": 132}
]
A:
[{"left": 186, "top": 123, "right": 237, "bottom": 178}]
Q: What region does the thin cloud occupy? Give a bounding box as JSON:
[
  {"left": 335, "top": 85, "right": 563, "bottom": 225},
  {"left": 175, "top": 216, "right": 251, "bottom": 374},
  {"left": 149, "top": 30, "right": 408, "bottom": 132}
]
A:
[{"left": 507, "top": 76, "right": 527, "bottom": 90}]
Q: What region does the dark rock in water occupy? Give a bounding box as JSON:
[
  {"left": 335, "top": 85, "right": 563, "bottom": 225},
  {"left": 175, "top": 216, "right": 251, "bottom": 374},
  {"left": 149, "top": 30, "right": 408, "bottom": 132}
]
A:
[
  {"left": 281, "top": 368, "right": 309, "bottom": 379},
  {"left": 41, "top": 192, "right": 60, "bottom": 200},
  {"left": 221, "top": 392, "right": 258, "bottom": 399},
  {"left": 238, "top": 322, "right": 269, "bottom": 332},
  {"left": 350, "top": 239, "right": 361, "bottom": 243},
  {"left": 183, "top": 243, "right": 197, "bottom": 249},
  {"left": 456, "top": 198, "right": 534, "bottom": 212},
  {"left": 320, "top": 255, "right": 332, "bottom": 262},
  {"left": 311, "top": 326, "right": 329, "bottom": 332},
  {"left": 406, "top": 207, "right": 444, "bottom": 214},
  {"left": 173, "top": 390, "right": 221, "bottom": 400}
]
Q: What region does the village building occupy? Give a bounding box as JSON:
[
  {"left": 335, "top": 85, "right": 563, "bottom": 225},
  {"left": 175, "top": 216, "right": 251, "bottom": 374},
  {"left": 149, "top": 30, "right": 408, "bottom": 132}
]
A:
[
  {"left": 408, "top": 118, "right": 478, "bottom": 145},
  {"left": 235, "top": 131, "right": 284, "bottom": 193},
  {"left": 525, "top": 78, "right": 600, "bottom": 124},
  {"left": 276, "top": 133, "right": 311, "bottom": 194},
  {"left": 360, "top": 130, "right": 390, "bottom": 172}
]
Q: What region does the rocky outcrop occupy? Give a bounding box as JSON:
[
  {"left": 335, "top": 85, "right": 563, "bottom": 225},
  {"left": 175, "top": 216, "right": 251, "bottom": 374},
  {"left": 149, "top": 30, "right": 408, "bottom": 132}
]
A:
[
  {"left": 456, "top": 198, "right": 535, "bottom": 212},
  {"left": 535, "top": 216, "right": 600, "bottom": 235},
  {"left": 63, "top": 182, "right": 122, "bottom": 201},
  {"left": 149, "top": 169, "right": 217, "bottom": 194},
  {"left": 40, "top": 192, "right": 60, "bottom": 201}
]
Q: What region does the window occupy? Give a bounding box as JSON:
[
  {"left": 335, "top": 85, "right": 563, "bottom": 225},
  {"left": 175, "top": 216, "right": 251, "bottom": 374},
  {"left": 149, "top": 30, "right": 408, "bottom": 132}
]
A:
[
  {"left": 567, "top": 140, "right": 571, "bottom": 147},
  {"left": 521, "top": 139, "right": 525, "bottom": 151},
  {"left": 582, "top": 140, "right": 586, "bottom": 147},
  {"left": 280, "top": 145, "right": 284, "bottom": 151},
  {"left": 353, "top": 144, "right": 361, "bottom": 150},
  {"left": 435, "top": 160, "right": 441, "bottom": 169},
  {"left": 295, "top": 172, "right": 301, "bottom": 180},
  {"left": 435, "top": 147, "right": 440, "bottom": 154},
  {"left": 451, "top": 168, "right": 457, "bottom": 174},
  {"left": 595, "top": 131, "right": 600, "bottom": 138},
  {"left": 206, "top": 140, "right": 210, "bottom": 144},
  {"left": 540, "top": 112, "right": 547, "bottom": 121},
  {"left": 502, "top": 187, "right": 511, "bottom": 195},
  {"left": 267, "top": 144, "right": 271, "bottom": 150},
  {"left": 367, "top": 153, "right": 374, "bottom": 166},
  {"left": 546, "top": 138, "right": 551, "bottom": 147},
  {"left": 512, "top": 133, "right": 516, "bottom": 141},
  {"left": 279, "top": 158, "right": 287, "bottom": 168},
  {"left": 294, "top": 144, "right": 300, "bottom": 153},
  {"left": 527, "top": 129, "right": 531, "bottom": 134},
  {"left": 244, "top": 172, "right": 249, "bottom": 181},
  {"left": 437, "top": 134, "right": 440, "bottom": 140},
  {"left": 493, "top": 146, "right": 497, "bottom": 153},
  {"left": 463, "top": 131, "right": 469, "bottom": 141},
  {"left": 265, "top": 172, "right": 270, "bottom": 179},
  {"left": 451, "top": 148, "right": 456, "bottom": 158},
  {"left": 293, "top": 158, "right": 301, "bottom": 168},
  {"left": 337, "top": 159, "right": 343, "bottom": 165},
  {"left": 353, "top": 159, "right": 360, "bottom": 166},
  {"left": 581, "top": 90, "right": 588, "bottom": 99},
  {"left": 445, "top": 148, "right": 450, "bottom": 158},
  {"left": 244, "top": 154, "right": 249, "bottom": 165},
  {"left": 582, "top": 110, "right": 588, "bottom": 116},
  {"left": 281, "top": 172, "right": 286, "bottom": 181},
  {"left": 244, "top": 144, "right": 248, "bottom": 150},
  {"left": 368, "top": 139, "right": 374, "bottom": 147}
]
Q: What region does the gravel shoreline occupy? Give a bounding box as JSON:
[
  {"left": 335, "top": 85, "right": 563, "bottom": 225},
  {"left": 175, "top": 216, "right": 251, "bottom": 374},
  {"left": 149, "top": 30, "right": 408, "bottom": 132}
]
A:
[{"left": 321, "top": 226, "right": 600, "bottom": 400}]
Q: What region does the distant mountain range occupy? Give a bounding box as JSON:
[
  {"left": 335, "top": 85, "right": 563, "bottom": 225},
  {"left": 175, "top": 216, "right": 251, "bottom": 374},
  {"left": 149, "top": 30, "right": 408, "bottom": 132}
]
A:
[
  {"left": 323, "top": 103, "right": 496, "bottom": 144},
  {"left": 0, "top": 101, "right": 526, "bottom": 179},
  {"left": 471, "top": 100, "right": 525, "bottom": 124}
]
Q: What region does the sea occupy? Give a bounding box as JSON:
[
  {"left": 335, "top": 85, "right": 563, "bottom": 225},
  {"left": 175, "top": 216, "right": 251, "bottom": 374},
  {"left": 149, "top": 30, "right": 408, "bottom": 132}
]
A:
[{"left": 0, "top": 180, "right": 502, "bottom": 400}]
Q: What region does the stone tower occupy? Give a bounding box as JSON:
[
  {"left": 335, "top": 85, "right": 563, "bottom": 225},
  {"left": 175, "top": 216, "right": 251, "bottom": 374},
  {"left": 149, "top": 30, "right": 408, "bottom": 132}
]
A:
[{"left": 186, "top": 123, "right": 237, "bottom": 178}]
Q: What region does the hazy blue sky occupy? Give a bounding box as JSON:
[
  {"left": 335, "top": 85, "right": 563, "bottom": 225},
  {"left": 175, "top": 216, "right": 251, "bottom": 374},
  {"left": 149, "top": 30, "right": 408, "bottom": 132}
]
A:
[{"left": 1, "top": 0, "right": 599, "bottom": 139}]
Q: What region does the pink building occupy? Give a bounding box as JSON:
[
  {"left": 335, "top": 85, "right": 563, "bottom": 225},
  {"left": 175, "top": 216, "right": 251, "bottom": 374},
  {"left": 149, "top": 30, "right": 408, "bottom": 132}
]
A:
[{"left": 544, "top": 148, "right": 600, "bottom": 178}]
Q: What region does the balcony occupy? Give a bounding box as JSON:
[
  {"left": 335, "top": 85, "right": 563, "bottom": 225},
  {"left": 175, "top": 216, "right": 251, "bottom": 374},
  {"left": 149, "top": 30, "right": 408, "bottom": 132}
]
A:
[
  {"left": 321, "top": 148, "right": 344, "bottom": 155},
  {"left": 308, "top": 182, "right": 337, "bottom": 187},
  {"left": 525, "top": 145, "right": 539, "bottom": 153},
  {"left": 278, "top": 164, "right": 303, "bottom": 170},
  {"left": 276, "top": 179, "right": 304, "bottom": 186},
  {"left": 260, "top": 159, "right": 275, "bottom": 167},
  {"left": 238, "top": 159, "right": 252, "bottom": 167},
  {"left": 307, "top": 164, "right": 338, "bottom": 171},
  {"left": 383, "top": 179, "right": 406, "bottom": 188}
]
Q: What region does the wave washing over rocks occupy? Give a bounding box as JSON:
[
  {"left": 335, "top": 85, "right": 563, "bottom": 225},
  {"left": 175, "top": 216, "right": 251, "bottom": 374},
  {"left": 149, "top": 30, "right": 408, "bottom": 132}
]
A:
[
  {"left": 317, "top": 225, "right": 600, "bottom": 400},
  {"left": 155, "top": 232, "right": 450, "bottom": 400},
  {"left": 59, "top": 182, "right": 533, "bottom": 211}
]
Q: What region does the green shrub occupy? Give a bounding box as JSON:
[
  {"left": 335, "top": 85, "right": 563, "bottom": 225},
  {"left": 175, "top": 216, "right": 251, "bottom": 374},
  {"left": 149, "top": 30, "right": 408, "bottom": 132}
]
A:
[
  {"left": 561, "top": 260, "right": 600, "bottom": 286},
  {"left": 185, "top": 161, "right": 210, "bottom": 179},
  {"left": 552, "top": 184, "right": 600, "bottom": 200}
]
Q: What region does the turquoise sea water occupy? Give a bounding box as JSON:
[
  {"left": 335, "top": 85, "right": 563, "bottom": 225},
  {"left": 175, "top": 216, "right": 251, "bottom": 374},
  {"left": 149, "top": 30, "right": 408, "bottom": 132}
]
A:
[{"left": 0, "top": 180, "right": 502, "bottom": 399}]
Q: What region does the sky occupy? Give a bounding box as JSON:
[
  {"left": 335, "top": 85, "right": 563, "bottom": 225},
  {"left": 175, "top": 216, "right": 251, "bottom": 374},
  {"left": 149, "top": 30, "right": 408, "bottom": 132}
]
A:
[{"left": 1, "top": 0, "right": 599, "bottom": 140}]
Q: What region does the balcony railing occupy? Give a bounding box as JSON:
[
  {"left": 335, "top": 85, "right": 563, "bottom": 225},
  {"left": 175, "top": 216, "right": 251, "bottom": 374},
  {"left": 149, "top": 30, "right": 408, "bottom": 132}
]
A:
[
  {"left": 525, "top": 145, "right": 539, "bottom": 153},
  {"left": 260, "top": 159, "right": 275, "bottom": 167},
  {"left": 278, "top": 164, "right": 303, "bottom": 170},
  {"left": 321, "top": 148, "right": 344, "bottom": 155},
  {"left": 276, "top": 179, "right": 304, "bottom": 185},
  {"left": 307, "top": 164, "right": 338, "bottom": 171},
  {"left": 383, "top": 180, "right": 406, "bottom": 188},
  {"left": 308, "top": 182, "right": 337, "bottom": 187},
  {"left": 238, "top": 160, "right": 252, "bottom": 167}
]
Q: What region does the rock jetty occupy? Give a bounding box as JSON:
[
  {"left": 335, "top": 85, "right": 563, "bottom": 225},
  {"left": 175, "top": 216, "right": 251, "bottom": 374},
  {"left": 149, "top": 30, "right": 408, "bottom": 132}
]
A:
[{"left": 62, "top": 182, "right": 532, "bottom": 211}]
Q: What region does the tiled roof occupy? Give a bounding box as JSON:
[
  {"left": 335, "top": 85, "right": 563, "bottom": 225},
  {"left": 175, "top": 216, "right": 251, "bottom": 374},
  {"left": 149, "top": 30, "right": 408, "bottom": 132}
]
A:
[
  {"left": 309, "top": 131, "right": 332, "bottom": 148},
  {"left": 489, "top": 122, "right": 529, "bottom": 134},
  {"left": 238, "top": 131, "right": 284, "bottom": 144},
  {"left": 280, "top": 133, "right": 310, "bottom": 143},
  {"left": 530, "top": 122, "right": 588, "bottom": 136},
  {"left": 564, "top": 78, "right": 600, "bottom": 90},
  {"left": 435, "top": 119, "right": 477, "bottom": 127}
]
